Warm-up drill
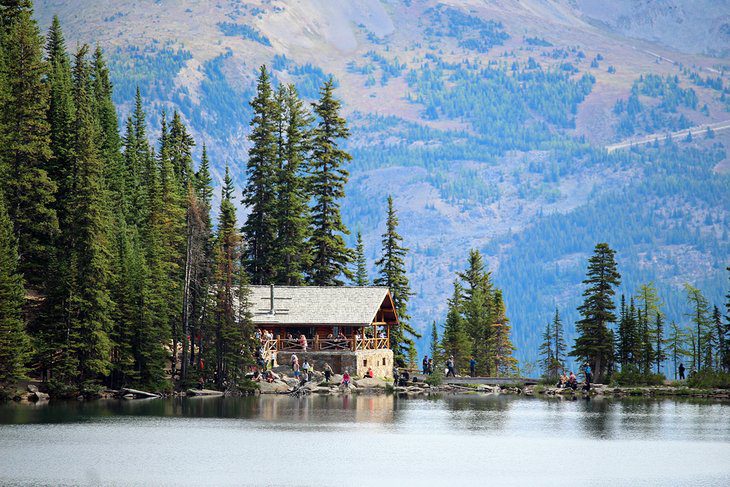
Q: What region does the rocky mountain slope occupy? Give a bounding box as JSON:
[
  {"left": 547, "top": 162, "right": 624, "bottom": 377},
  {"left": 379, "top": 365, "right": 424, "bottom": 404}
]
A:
[{"left": 34, "top": 0, "right": 730, "bottom": 364}]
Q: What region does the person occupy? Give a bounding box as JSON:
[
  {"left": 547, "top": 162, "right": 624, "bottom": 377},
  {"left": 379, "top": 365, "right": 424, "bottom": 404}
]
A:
[
  {"left": 568, "top": 371, "right": 578, "bottom": 390},
  {"left": 302, "top": 359, "right": 310, "bottom": 379},
  {"left": 393, "top": 367, "right": 400, "bottom": 386},
  {"left": 327, "top": 333, "right": 334, "bottom": 339},
  {"left": 293, "top": 358, "right": 301, "bottom": 380},
  {"left": 557, "top": 372, "right": 568, "bottom": 388},
  {"left": 422, "top": 355, "right": 429, "bottom": 375},
  {"left": 252, "top": 368, "right": 262, "bottom": 382},
  {"left": 583, "top": 362, "right": 592, "bottom": 385},
  {"left": 299, "top": 334, "right": 308, "bottom": 352},
  {"left": 254, "top": 328, "right": 261, "bottom": 341},
  {"left": 378, "top": 330, "right": 386, "bottom": 339},
  {"left": 446, "top": 356, "right": 456, "bottom": 377},
  {"left": 365, "top": 367, "right": 374, "bottom": 379},
  {"left": 323, "top": 363, "right": 333, "bottom": 382},
  {"left": 679, "top": 363, "right": 686, "bottom": 380},
  {"left": 197, "top": 376, "right": 204, "bottom": 390},
  {"left": 290, "top": 354, "right": 298, "bottom": 370},
  {"left": 342, "top": 370, "right": 351, "bottom": 387},
  {"left": 400, "top": 369, "right": 410, "bottom": 387},
  {"left": 427, "top": 358, "right": 434, "bottom": 375},
  {"left": 469, "top": 357, "right": 477, "bottom": 377}
]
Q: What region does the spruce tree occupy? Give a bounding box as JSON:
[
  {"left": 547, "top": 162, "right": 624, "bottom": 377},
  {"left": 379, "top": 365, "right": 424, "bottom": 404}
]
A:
[
  {"left": 243, "top": 66, "right": 278, "bottom": 285},
  {"left": 654, "top": 312, "right": 666, "bottom": 375},
  {"left": 374, "top": 195, "right": 418, "bottom": 366},
  {"left": 273, "top": 84, "right": 312, "bottom": 285},
  {"left": 430, "top": 321, "right": 441, "bottom": 361},
  {"left": 307, "top": 76, "right": 353, "bottom": 285},
  {"left": 0, "top": 194, "right": 29, "bottom": 397},
  {"left": 352, "top": 231, "right": 369, "bottom": 286},
  {"left": 491, "top": 290, "right": 517, "bottom": 376},
  {"left": 667, "top": 322, "right": 688, "bottom": 379},
  {"left": 552, "top": 308, "right": 566, "bottom": 375},
  {"left": 458, "top": 249, "right": 494, "bottom": 375},
  {"left": 213, "top": 165, "right": 245, "bottom": 387},
  {"left": 441, "top": 281, "right": 470, "bottom": 373},
  {"left": 570, "top": 243, "right": 620, "bottom": 382},
  {"left": 1, "top": 6, "right": 58, "bottom": 286},
  {"left": 723, "top": 267, "right": 730, "bottom": 372},
  {"left": 539, "top": 320, "right": 554, "bottom": 379},
  {"left": 91, "top": 45, "right": 123, "bottom": 196}
]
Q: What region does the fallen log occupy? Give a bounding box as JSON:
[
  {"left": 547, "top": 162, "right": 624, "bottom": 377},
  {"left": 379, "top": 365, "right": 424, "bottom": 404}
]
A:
[
  {"left": 186, "top": 388, "right": 224, "bottom": 397},
  {"left": 120, "top": 388, "right": 160, "bottom": 399}
]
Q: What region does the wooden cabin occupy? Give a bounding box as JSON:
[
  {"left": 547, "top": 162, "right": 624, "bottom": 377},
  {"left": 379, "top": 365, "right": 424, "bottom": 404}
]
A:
[{"left": 249, "top": 285, "right": 398, "bottom": 376}]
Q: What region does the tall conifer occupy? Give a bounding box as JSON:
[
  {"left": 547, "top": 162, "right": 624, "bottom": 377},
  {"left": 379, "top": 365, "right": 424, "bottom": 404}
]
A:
[{"left": 352, "top": 231, "right": 369, "bottom": 286}]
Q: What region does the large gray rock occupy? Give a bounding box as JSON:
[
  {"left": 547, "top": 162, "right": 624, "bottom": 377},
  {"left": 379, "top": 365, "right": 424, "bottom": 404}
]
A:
[
  {"left": 30, "top": 391, "right": 49, "bottom": 402},
  {"left": 26, "top": 384, "right": 38, "bottom": 393},
  {"left": 186, "top": 388, "right": 223, "bottom": 397},
  {"left": 258, "top": 380, "right": 291, "bottom": 394},
  {"left": 353, "top": 377, "right": 388, "bottom": 389}
]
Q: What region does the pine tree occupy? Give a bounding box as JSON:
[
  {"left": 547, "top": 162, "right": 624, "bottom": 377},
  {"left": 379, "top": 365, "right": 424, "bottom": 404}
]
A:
[
  {"left": 552, "top": 308, "right": 567, "bottom": 374},
  {"left": 667, "top": 322, "right": 688, "bottom": 379},
  {"left": 243, "top": 66, "right": 278, "bottom": 285},
  {"left": 430, "top": 321, "right": 441, "bottom": 361},
  {"left": 723, "top": 266, "right": 730, "bottom": 372},
  {"left": 441, "top": 280, "right": 471, "bottom": 373},
  {"left": 1, "top": 6, "right": 58, "bottom": 286},
  {"left": 213, "top": 165, "right": 245, "bottom": 387},
  {"left": 50, "top": 44, "right": 114, "bottom": 389},
  {"left": 654, "top": 312, "right": 666, "bottom": 375},
  {"left": 636, "top": 283, "right": 662, "bottom": 373},
  {"left": 539, "top": 320, "right": 554, "bottom": 379},
  {"left": 352, "top": 231, "right": 369, "bottom": 285},
  {"left": 374, "top": 196, "right": 418, "bottom": 366},
  {"left": 0, "top": 194, "right": 29, "bottom": 397},
  {"left": 491, "top": 290, "right": 517, "bottom": 376},
  {"left": 273, "top": 84, "right": 312, "bottom": 285},
  {"left": 168, "top": 110, "right": 195, "bottom": 189},
  {"left": 684, "top": 283, "right": 711, "bottom": 370},
  {"left": 44, "top": 15, "right": 74, "bottom": 216},
  {"left": 91, "top": 45, "right": 123, "bottom": 196},
  {"left": 307, "top": 76, "right": 353, "bottom": 285},
  {"left": 570, "top": 242, "right": 620, "bottom": 382},
  {"left": 458, "top": 249, "right": 494, "bottom": 375}
]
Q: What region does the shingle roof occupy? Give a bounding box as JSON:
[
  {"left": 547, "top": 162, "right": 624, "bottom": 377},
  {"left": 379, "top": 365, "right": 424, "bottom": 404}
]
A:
[{"left": 247, "top": 285, "right": 392, "bottom": 326}]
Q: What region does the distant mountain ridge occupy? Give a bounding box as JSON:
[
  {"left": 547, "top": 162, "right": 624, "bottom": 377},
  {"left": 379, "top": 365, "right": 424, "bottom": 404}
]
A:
[{"left": 34, "top": 0, "right": 730, "bottom": 364}]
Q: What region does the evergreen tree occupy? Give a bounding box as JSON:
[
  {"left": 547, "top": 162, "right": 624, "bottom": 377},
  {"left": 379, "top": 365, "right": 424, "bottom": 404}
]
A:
[
  {"left": 243, "top": 66, "right": 278, "bottom": 285},
  {"left": 552, "top": 307, "right": 567, "bottom": 375},
  {"left": 539, "top": 320, "right": 554, "bottom": 379},
  {"left": 91, "top": 45, "right": 123, "bottom": 196},
  {"left": 723, "top": 266, "right": 730, "bottom": 372},
  {"left": 213, "top": 165, "right": 246, "bottom": 387},
  {"left": 458, "top": 249, "right": 494, "bottom": 375},
  {"left": 667, "top": 322, "right": 688, "bottom": 379},
  {"left": 352, "top": 231, "right": 369, "bottom": 286},
  {"left": 654, "top": 312, "right": 666, "bottom": 375},
  {"left": 570, "top": 243, "right": 620, "bottom": 382},
  {"left": 307, "top": 76, "right": 353, "bottom": 285},
  {"left": 636, "top": 283, "right": 662, "bottom": 373},
  {"left": 0, "top": 6, "right": 58, "bottom": 286},
  {"left": 273, "top": 84, "right": 312, "bottom": 285},
  {"left": 374, "top": 195, "right": 418, "bottom": 366},
  {"left": 0, "top": 194, "right": 29, "bottom": 397},
  {"left": 430, "top": 321, "right": 441, "bottom": 361},
  {"left": 440, "top": 280, "right": 471, "bottom": 373},
  {"left": 168, "top": 110, "right": 195, "bottom": 189},
  {"left": 491, "top": 290, "right": 517, "bottom": 375},
  {"left": 684, "top": 283, "right": 711, "bottom": 370}
]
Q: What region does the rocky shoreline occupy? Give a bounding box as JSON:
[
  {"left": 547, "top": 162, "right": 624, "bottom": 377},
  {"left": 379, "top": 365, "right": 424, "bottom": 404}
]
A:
[{"left": 10, "top": 378, "right": 730, "bottom": 403}]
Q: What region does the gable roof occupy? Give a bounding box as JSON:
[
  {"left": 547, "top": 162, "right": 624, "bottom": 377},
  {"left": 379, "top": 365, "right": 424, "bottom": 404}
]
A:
[{"left": 247, "top": 285, "right": 396, "bottom": 327}]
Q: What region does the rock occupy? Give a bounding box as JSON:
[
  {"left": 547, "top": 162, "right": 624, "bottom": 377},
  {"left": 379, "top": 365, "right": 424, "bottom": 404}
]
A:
[
  {"left": 283, "top": 378, "right": 299, "bottom": 387},
  {"left": 122, "top": 394, "right": 135, "bottom": 400},
  {"left": 121, "top": 388, "right": 160, "bottom": 399},
  {"left": 26, "top": 384, "right": 38, "bottom": 393},
  {"left": 30, "top": 391, "right": 49, "bottom": 402},
  {"left": 353, "top": 377, "right": 388, "bottom": 389},
  {"left": 257, "top": 380, "right": 291, "bottom": 394},
  {"left": 315, "top": 387, "right": 333, "bottom": 394},
  {"left": 331, "top": 374, "right": 343, "bottom": 384},
  {"left": 186, "top": 388, "right": 224, "bottom": 397}
]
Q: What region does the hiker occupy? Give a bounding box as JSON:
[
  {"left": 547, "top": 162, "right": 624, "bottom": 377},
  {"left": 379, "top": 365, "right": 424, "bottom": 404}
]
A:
[
  {"left": 290, "top": 354, "right": 298, "bottom": 370},
  {"left": 365, "top": 367, "right": 374, "bottom": 379},
  {"left": 428, "top": 358, "right": 434, "bottom": 375},
  {"left": 568, "top": 371, "right": 578, "bottom": 390},
  {"left": 299, "top": 334, "right": 308, "bottom": 352},
  {"left": 679, "top": 363, "right": 686, "bottom": 380},
  {"left": 393, "top": 367, "right": 400, "bottom": 385},
  {"left": 293, "top": 360, "right": 301, "bottom": 380},
  {"left": 557, "top": 372, "right": 568, "bottom": 388},
  {"left": 446, "top": 356, "right": 456, "bottom": 377},
  {"left": 422, "top": 355, "right": 429, "bottom": 374},
  {"left": 469, "top": 357, "right": 477, "bottom": 377},
  {"left": 400, "top": 369, "right": 410, "bottom": 386},
  {"left": 342, "top": 370, "right": 351, "bottom": 387},
  {"left": 323, "top": 363, "right": 333, "bottom": 382},
  {"left": 583, "top": 362, "right": 592, "bottom": 385}
]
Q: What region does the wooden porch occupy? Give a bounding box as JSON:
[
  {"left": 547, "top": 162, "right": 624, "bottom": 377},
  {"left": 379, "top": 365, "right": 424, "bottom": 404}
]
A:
[{"left": 263, "top": 336, "right": 390, "bottom": 354}]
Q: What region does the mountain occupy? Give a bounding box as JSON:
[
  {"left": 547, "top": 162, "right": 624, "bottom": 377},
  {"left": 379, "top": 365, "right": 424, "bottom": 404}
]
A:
[{"left": 34, "top": 0, "right": 730, "bottom": 365}]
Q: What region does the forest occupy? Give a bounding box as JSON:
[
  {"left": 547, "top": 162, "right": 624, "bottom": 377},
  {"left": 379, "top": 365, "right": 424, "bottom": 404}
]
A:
[{"left": 0, "top": 3, "right": 452, "bottom": 398}]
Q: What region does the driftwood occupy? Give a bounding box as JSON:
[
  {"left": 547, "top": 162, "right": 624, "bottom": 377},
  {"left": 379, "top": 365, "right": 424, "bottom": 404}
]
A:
[
  {"left": 186, "top": 388, "right": 224, "bottom": 397},
  {"left": 120, "top": 388, "right": 160, "bottom": 399}
]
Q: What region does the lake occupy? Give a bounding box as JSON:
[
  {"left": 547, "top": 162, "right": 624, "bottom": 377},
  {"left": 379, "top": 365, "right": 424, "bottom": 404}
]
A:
[{"left": 1, "top": 394, "right": 729, "bottom": 486}]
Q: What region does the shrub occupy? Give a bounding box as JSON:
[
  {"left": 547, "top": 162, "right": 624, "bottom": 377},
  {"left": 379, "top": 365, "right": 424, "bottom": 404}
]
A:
[
  {"left": 687, "top": 370, "right": 730, "bottom": 389},
  {"left": 425, "top": 367, "right": 444, "bottom": 386},
  {"left": 612, "top": 366, "right": 665, "bottom": 386}
]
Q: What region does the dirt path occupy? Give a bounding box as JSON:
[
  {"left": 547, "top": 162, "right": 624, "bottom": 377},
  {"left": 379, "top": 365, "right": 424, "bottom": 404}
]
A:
[{"left": 606, "top": 119, "right": 730, "bottom": 153}]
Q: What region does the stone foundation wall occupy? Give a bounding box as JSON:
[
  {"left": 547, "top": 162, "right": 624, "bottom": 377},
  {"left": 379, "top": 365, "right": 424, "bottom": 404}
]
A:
[{"left": 276, "top": 349, "right": 393, "bottom": 379}]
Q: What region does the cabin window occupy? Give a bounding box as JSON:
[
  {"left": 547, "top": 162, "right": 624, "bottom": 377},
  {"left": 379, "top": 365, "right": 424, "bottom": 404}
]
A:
[{"left": 363, "top": 359, "right": 368, "bottom": 367}]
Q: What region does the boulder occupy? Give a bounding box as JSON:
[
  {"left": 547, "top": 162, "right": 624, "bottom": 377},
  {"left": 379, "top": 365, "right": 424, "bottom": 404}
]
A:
[
  {"left": 353, "top": 377, "right": 388, "bottom": 389},
  {"left": 257, "top": 380, "right": 291, "bottom": 394},
  {"left": 331, "top": 374, "right": 344, "bottom": 384},
  {"left": 315, "top": 387, "right": 333, "bottom": 394},
  {"left": 26, "top": 384, "right": 38, "bottom": 393},
  {"left": 30, "top": 391, "right": 49, "bottom": 402}
]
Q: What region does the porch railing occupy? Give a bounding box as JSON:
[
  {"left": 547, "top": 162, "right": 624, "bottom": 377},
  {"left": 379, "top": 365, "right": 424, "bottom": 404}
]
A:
[{"left": 265, "top": 336, "right": 388, "bottom": 352}]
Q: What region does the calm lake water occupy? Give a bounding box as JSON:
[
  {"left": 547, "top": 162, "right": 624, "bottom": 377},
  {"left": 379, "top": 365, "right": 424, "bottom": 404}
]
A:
[{"left": 1, "top": 394, "right": 729, "bottom": 486}]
